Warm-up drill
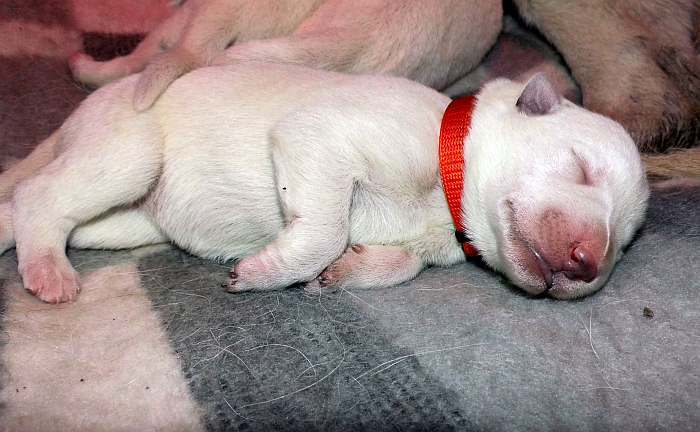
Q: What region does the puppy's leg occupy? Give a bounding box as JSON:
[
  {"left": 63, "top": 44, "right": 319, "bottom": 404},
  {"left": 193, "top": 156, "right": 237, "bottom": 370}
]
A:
[
  {"left": 0, "top": 131, "right": 59, "bottom": 258},
  {"left": 305, "top": 244, "right": 425, "bottom": 293},
  {"left": 12, "top": 123, "right": 162, "bottom": 303},
  {"left": 307, "top": 225, "right": 465, "bottom": 292},
  {"left": 0, "top": 130, "right": 59, "bottom": 202},
  {"left": 0, "top": 205, "right": 164, "bottom": 258},
  {"left": 133, "top": 1, "right": 245, "bottom": 110},
  {"left": 68, "top": 208, "right": 167, "bottom": 250},
  {"left": 226, "top": 123, "right": 354, "bottom": 293},
  {"left": 69, "top": 2, "right": 191, "bottom": 87}
]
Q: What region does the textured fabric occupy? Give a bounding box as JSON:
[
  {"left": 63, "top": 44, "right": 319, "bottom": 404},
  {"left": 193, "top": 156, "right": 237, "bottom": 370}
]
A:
[{"left": 0, "top": 2, "right": 698, "bottom": 431}]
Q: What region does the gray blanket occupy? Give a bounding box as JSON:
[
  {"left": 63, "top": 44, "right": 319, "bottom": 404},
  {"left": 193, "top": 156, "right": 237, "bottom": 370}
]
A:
[{"left": 0, "top": 2, "right": 698, "bottom": 431}]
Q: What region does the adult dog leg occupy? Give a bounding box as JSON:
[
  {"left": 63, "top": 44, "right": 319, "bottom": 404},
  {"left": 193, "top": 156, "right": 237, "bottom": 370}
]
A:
[{"left": 12, "top": 124, "right": 162, "bottom": 303}]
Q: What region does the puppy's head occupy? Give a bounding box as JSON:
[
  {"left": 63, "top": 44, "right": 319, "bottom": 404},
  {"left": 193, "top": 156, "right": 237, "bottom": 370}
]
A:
[{"left": 464, "top": 74, "right": 649, "bottom": 299}]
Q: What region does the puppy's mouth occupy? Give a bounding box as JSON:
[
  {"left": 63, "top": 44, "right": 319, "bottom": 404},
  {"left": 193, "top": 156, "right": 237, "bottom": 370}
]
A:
[
  {"left": 504, "top": 234, "right": 555, "bottom": 296},
  {"left": 500, "top": 200, "right": 611, "bottom": 299},
  {"left": 505, "top": 234, "right": 604, "bottom": 299},
  {"left": 529, "top": 247, "right": 554, "bottom": 292}
]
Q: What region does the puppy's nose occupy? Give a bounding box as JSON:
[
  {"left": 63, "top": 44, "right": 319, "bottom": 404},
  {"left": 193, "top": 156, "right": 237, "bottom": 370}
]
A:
[{"left": 561, "top": 244, "right": 598, "bottom": 282}]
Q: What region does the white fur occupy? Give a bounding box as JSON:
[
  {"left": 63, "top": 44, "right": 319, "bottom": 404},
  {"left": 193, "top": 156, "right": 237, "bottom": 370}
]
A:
[{"left": 0, "top": 63, "right": 648, "bottom": 303}]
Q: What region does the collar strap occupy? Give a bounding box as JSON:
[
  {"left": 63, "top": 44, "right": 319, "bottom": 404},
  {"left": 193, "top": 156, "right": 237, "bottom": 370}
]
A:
[{"left": 439, "top": 95, "right": 479, "bottom": 258}]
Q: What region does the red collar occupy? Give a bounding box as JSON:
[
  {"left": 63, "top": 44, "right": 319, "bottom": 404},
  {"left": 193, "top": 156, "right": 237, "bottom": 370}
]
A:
[{"left": 439, "top": 96, "right": 479, "bottom": 258}]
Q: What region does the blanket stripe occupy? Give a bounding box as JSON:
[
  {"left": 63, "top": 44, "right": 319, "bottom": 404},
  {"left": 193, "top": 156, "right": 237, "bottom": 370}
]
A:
[{"left": 0, "top": 258, "right": 203, "bottom": 432}]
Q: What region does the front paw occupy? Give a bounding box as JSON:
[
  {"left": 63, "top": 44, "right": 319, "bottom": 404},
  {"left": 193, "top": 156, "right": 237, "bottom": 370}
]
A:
[
  {"left": 223, "top": 254, "right": 286, "bottom": 293},
  {"left": 311, "top": 244, "right": 367, "bottom": 291},
  {"left": 224, "top": 267, "right": 251, "bottom": 293},
  {"left": 21, "top": 253, "right": 80, "bottom": 304}
]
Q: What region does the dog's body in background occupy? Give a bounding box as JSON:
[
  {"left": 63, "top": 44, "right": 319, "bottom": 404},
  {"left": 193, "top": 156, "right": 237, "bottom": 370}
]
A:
[
  {"left": 67, "top": 0, "right": 700, "bottom": 159},
  {"left": 69, "top": 0, "right": 502, "bottom": 111},
  {"left": 512, "top": 0, "right": 700, "bottom": 152},
  {"left": 0, "top": 63, "right": 647, "bottom": 304}
]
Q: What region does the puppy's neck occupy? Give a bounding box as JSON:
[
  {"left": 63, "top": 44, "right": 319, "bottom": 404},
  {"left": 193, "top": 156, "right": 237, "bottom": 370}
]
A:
[{"left": 439, "top": 95, "right": 479, "bottom": 258}]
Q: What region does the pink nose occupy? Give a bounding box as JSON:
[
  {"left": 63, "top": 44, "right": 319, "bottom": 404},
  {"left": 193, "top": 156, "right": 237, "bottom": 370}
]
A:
[{"left": 561, "top": 245, "right": 598, "bottom": 282}]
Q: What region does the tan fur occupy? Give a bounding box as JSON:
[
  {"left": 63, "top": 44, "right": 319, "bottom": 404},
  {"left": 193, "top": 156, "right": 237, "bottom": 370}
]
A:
[
  {"left": 642, "top": 147, "right": 700, "bottom": 180},
  {"left": 514, "top": 0, "right": 700, "bottom": 152}
]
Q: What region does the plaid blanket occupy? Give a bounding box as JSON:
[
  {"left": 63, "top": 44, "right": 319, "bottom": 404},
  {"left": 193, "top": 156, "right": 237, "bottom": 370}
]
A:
[{"left": 1, "top": 2, "right": 698, "bottom": 431}]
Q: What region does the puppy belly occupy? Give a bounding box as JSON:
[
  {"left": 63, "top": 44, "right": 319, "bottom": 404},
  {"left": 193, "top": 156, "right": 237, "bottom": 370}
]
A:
[
  {"left": 147, "top": 169, "right": 284, "bottom": 261},
  {"left": 149, "top": 195, "right": 283, "bottom": 260}
]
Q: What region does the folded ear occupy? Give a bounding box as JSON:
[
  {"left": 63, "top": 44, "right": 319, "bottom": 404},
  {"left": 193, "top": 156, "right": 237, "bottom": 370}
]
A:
[{"left": 516, "top": 73, "right": 561, "bottom": 116}]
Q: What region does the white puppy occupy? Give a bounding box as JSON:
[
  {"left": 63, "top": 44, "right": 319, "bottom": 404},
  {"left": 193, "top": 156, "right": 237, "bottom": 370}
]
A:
[
  {"left": 69, "top": 0, "right": 502, "bottom": 111},
  {"left": 0, "top": 63, "right": 648, "bottom": 304}
]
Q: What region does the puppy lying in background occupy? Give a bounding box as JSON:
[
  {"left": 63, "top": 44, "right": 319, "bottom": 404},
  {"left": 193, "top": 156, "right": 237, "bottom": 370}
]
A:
[
  {"left": 512, "top": 0, "right": 700, "bottom": 152},
  {"left": 69, "top": 0, "right": 502, "bottom": 111},
  {"left": 0, "top": 64, "right": 648, "bottom": 304}
]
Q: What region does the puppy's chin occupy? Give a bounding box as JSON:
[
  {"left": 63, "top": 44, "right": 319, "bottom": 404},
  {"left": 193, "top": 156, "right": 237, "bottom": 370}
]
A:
[
  {"left": 489, "top": 196, "right": 614, "bottom": 300},
  {"left": 499, "top": 229, "right": 614, "bottom": 299}
]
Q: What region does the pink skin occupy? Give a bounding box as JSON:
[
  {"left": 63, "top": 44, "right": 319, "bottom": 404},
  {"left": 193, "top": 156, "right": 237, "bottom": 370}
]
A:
[
  {"left": 316, "top": 244, "right": 369, "bottom": 288},
  {"left": 504, "top": 203, "right": 610, "bottom": 298},
  {"left": 226, "top": 250, "right": 281, "bottom": 293},
  {"left": 20, "top": 252, "right": 81, "bottom": 304},
  {"left": 313, "top": 244, "right": 422, "bottom": 291},
  {"left": 228, "top": 243, "right": 423, "bottom": 294}
]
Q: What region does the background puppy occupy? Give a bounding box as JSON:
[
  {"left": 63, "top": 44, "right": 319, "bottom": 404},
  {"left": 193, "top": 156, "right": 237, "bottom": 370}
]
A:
[
  {"left": 0, "top": 65, "right": 648, "bottom": 303},
  {"left": 67, "top": 0, "right": 700, "bottom": 176},
  {"left": 69, "top": 0, "right": 502, "bottom": 111},
  {"left": 513, "top": 0, "right": 700, "bottom": 152}
]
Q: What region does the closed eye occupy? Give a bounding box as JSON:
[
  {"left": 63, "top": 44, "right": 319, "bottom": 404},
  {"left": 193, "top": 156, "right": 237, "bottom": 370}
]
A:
[{"left": 571, "top": 149, "right": 595, "bottom": 186}]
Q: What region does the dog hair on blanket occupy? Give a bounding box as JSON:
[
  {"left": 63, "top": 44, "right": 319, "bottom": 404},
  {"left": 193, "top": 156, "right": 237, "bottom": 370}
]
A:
[{"left": 0, "top": 63, "right": 648, "bottom": 304}]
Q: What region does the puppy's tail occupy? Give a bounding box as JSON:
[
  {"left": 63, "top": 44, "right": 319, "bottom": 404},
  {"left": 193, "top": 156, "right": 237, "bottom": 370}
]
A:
[
  {"left": 642, "top": 147, "right": 700, "bottom": 180},
  {"left": 0, "top": 130, "right": 59, "bottom": 201},
  {"left": 132, "top": 48, "right": 199, "bottom": 112}
]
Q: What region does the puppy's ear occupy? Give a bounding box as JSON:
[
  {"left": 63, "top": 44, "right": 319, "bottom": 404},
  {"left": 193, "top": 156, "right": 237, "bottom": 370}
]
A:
[{"left": 516, "top": 73, "right": 561, "bottom": 116}]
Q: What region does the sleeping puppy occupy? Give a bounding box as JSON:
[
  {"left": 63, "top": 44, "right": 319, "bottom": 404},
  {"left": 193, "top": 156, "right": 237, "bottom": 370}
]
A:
[
  {"left": 69, "top": 0, "right": 502, "bottom": 111},
  {"left": 0, "top": 63, "right": 648, "bottom": 304}
]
